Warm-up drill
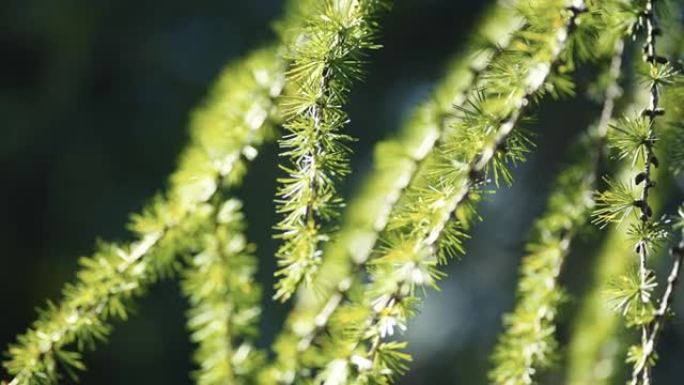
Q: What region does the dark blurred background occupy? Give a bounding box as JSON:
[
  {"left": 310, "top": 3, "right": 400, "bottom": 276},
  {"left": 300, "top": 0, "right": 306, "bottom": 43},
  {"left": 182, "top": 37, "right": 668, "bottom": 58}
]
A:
[{"left": 1, "top": 1, "right": 684, "bottom": 384}]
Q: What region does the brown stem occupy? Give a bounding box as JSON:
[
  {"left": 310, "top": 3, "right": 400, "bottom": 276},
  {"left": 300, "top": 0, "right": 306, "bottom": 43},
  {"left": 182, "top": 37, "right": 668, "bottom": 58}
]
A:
[{"left": 630, "top": 1, "right": 664, "bottom": 383}]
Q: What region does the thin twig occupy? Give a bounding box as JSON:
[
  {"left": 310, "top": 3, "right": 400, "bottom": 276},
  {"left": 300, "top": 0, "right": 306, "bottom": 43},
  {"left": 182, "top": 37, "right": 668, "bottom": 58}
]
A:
[
  {"left": 631, "top": 242, "right": 684, "bottom": 383},
  {"left": 631, "top": 1, "right": 664, "bottom": 383}
]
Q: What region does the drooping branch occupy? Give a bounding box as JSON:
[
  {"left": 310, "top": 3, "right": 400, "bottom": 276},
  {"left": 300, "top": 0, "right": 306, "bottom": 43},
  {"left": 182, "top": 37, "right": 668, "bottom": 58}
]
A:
[
  {"left": 631, "top": 2, "right": 663, "bottom": 383},
  {"left": 566, "top": 80, "right": 682, "bottom": 385},
  {"left": 272, "top": 0, "right": 389, "bottom": 301},
  {"left": 291, "top": 1, "right": 602, "bottom": 383},
  {"left": 265, "top": 2, "right": 528, "bottom": 381},
  {"left": 4, "top": 1, "right": 684, "bottom": 385},
  {"left": 489, "top": 40, "right": 624, "bottom": 385},
  {"left": 630, "top": 240, "right": 684, "bottom": 383},
  {"left": 589, "top": 0, "right": 684, "bottom": 383},
  {"left": 565, "top": 2, "right": 684, "bottom": 381},
  {"left": 2, "top": 48, "right": 285, "bottom": 385},
  {"left": 181, "top": 198, "right": 263, "bottom": 385},
  {"left": 351, "top": 7, "right": 583, "bottom": 379}
]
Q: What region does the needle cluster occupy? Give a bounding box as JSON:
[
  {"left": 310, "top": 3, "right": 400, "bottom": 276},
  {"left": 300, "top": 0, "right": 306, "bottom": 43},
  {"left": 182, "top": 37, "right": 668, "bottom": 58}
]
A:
[{"left": 4, "top": 1, "right": 684, "bottom": 385}]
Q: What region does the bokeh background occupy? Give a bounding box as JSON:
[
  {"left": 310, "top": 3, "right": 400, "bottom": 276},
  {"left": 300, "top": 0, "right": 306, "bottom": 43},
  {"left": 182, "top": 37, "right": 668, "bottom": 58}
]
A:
[{"left": 2, "top": 1, "right": 684, "bottom": 384}]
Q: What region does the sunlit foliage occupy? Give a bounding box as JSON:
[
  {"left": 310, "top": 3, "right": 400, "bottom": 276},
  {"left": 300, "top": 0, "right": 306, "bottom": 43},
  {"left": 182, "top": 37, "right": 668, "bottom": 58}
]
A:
[{"left": 3, "top": 1, "right": 684, "bottom": 385}]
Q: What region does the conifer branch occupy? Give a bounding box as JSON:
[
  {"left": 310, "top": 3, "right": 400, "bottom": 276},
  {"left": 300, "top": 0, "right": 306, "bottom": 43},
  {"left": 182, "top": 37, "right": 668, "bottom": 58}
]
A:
[
  {"left": 265, "top": 3, "right": 528, "bottom": 381},
  {"left": 565, "top": 190, "right": 641, "bottom": 385},
  {"left": 3, "top": 209, "right": 210, "bottom": 385},
  {"left": 346, "top": 3, "right": 587, "bottom": 381},
  {"left": 2, "top": 48, "right": 285, "bottom": 385},
  {"left": 298, "top": 0, "right": 523, "bottom": 352},
  {"left": 272, "top": 0, "right": 389, "bottom": 301},
  {"left": 565, "top": 2, "right": 684, "bottom": 380},
  {"left": 565, "top": 76, "right": 684, "bottom": 385},
  {"left": 182, "top": 198, "right": 263, "bottom": 385},
  {"left": 283, "top": 2, "right": 596, "bottom": 383},
  {"left": 5, "top": 1, "right": 684, "bottom": 385},
  {"left": 633, "top": 5, "right": 664, "bottom": 380},
  {"left": 589, "top": 0, "right": 684, "bottom": 383},
  {"left": 630, "top": 240, "right": 684, "bottom": 384},
  {"left": 489, "top": 39, "right": 624, "bottom": 385}
]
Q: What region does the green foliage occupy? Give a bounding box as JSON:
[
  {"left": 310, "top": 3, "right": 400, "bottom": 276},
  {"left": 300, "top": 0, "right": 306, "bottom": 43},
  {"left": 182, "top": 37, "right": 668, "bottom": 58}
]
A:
[
  {"left": 565, "top": 193, "right": 641, "bottom": 385},
  {"left": 489, "top": 150, "right": 590, "bottom": 385},
  {"left": 565, "top": 68, "right": 684, "bottom": 385},
  {"left": 490, "top": 36, "right": 625, "bottom": 384},
  {"left": 182, "top": 199, "right": 264, "bottom": 385},
  {"left": 608, "top": 116, "right": 653, "bottom": 166},
  {"left": 588, "top": 1, "right": 684, "bottom": 383},
  {"left": 626, "top": 219, "right": 670, "bottom": 254},
  {"left": 342, "top": 2, "right": 590, "bottom": 382},
  {"left": 4, "top": 1, "right": 684, "bottom": 385},
  {"left": 265, "top": 1, "right": 628, "bottom": 383},
  {"left": 3, "top": 203, "right": 213, "bottom": 385},
  {"left": 566, "top": 2, "right": 684, "bottom": 380},
  {"left": 3, "top": 47, "right": 284, "bottom": 385},
  {"left": 592, "top": 177, "right": 641, "bottom": 228},
  {"left": 624, "top": 228, "right": 684, "bottom": 385},
  {"left": 272, "top": 0, "right": 389, "bottom": 301},
  {"left": 606, "top": 266, "right": 657, "bottom": 327},
  {"left": 265, "top": 2, "right": 528, "bottom": 381}
]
